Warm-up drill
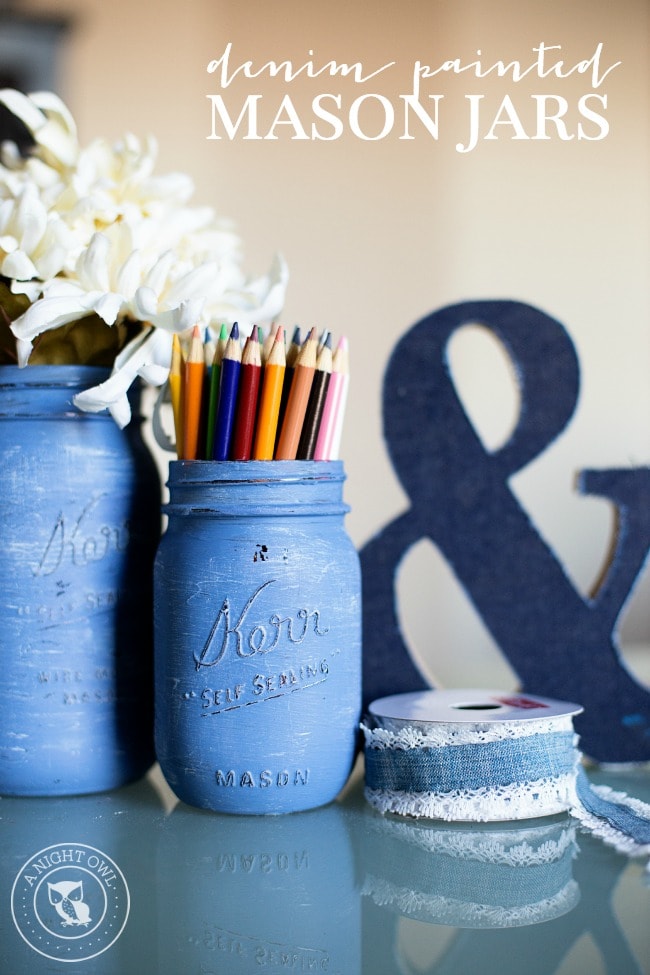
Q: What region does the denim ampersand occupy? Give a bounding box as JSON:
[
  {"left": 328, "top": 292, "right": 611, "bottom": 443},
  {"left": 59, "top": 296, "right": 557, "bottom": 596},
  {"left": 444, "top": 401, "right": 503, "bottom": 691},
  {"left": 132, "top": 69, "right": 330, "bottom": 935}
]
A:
[{"left": 360, "top": 300, "right": 650, "bottom": 762}]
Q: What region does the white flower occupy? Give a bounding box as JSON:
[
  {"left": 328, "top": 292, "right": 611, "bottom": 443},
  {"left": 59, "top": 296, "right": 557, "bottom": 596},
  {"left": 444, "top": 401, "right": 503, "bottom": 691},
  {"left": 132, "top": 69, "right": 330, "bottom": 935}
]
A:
[
  {"left": 0, "top": 184, "right": 75, "bottom": 281},
  {"left": 0, "top": 89, "right": 288, "bottom": 424}
]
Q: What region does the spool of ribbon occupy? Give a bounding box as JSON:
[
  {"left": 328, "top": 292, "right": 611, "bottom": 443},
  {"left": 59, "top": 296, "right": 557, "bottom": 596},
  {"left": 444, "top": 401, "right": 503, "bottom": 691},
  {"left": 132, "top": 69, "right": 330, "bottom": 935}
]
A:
[{"left": 361, "top": 689, "right": 650, "bottom": 870}]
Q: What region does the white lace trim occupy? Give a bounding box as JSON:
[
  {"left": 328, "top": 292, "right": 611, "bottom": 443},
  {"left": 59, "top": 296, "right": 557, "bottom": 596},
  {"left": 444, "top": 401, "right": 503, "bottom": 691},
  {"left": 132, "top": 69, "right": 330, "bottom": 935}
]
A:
[
  {"left": 365, "top": 815, "right": 577, "bottom": 865},
  {"left": 365, "top": 773, "right": 579, "bottom": 822},
  {"left": 362, "top": 874, "right": 580, "bottom": 928},
  {"left": 570, "top": 790, "right": 650, "bottom": 867},
  {"left": 361, "top": 717, "right": 576, "bottom": 749}
]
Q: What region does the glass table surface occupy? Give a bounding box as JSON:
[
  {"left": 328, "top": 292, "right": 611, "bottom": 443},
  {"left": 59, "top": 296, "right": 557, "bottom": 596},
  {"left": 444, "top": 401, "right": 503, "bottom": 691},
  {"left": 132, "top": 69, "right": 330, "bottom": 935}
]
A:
[{"left": 0, "top": 760, "right": 648, "bottom": 975}]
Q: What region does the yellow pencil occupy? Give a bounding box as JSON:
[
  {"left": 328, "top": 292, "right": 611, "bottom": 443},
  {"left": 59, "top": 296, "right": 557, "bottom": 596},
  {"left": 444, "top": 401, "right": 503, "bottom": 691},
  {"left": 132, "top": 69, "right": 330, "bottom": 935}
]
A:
[
  {"left": 262, "top": 322, "right": 279, "bottom": 364},
  {"left": 253, "top": 325, "right": 286, "bottom": 460},
  {"left": 169, "top": 333, "right": 184, "bottom": 459},
  {"left": 182, "top": 324, "right": 205, "bottom": 460},
  {"left": 275, "top": 327, "right": 318, "bottom": 460}
]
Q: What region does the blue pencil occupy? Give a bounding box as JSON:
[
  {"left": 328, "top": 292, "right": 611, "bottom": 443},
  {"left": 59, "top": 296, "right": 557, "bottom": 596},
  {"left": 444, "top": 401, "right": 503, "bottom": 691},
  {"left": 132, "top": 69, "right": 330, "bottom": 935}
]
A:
[{"left": 211, "top": 322, "right": 242, "bottom": 460}]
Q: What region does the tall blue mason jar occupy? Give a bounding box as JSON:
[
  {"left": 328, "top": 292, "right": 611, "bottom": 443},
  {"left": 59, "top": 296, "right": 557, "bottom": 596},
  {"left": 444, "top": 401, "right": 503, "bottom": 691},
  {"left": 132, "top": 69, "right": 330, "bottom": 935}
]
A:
[
  {"left": 154, "top": 460, "right": 361, "bottom": 814},
  {"left": 0, "top": 366, "right": 160, "bottom": 796}
]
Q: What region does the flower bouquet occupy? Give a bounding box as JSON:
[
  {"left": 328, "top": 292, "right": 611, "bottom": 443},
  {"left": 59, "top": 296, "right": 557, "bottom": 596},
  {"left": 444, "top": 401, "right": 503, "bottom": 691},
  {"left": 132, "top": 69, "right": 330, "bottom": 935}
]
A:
[{"left": 0, "top": 88, "right": 287, "bottom": 425}]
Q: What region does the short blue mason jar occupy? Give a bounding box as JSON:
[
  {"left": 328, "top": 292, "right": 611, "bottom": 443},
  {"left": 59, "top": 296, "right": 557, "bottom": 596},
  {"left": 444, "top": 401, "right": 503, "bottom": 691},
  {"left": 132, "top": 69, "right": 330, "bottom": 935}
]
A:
[
  {"left": 154, "top": 460, "right": 361, "bottom": 814},
  {"left": 0, "top": 366, "right": 160, "bottom": 796}
]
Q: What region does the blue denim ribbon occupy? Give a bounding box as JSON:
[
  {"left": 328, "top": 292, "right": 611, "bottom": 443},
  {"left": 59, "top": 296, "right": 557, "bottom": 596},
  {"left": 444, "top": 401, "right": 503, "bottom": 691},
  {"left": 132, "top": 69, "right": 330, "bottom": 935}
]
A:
[{"left": 364, "top": 731, "right": 577, "bottom": 794}]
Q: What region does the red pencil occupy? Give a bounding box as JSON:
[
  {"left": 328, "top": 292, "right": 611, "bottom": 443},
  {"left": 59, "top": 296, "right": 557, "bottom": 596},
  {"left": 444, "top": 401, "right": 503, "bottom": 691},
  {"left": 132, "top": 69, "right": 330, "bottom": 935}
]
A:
[{"left": 230, "top": 331, "right": 262, "bottom": 460}]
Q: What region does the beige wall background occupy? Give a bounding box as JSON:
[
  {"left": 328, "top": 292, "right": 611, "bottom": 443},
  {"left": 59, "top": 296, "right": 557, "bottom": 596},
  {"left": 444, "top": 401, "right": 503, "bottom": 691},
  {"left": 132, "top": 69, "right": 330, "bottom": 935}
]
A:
[{"left": 22, "top": 0, "right": 649, "bottom": 687}]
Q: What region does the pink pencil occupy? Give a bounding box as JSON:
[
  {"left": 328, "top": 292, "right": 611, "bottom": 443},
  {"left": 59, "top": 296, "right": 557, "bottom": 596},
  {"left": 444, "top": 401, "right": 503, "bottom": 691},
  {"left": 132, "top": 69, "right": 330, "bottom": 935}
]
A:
[{"left": 314, "top": 335, "right": 349, "bottom": 460}]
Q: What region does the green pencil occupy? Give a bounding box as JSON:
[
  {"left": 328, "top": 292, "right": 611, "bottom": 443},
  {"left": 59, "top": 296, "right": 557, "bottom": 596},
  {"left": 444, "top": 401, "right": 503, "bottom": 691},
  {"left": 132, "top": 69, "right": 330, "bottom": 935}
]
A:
[{"left": 205, "top": 322, "right": 229, "bottom": 459}]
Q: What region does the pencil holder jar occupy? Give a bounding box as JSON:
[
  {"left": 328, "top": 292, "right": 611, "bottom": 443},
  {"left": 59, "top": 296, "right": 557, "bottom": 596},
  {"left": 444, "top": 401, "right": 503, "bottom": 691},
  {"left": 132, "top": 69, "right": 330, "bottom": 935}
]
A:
[
  {"left": 0, "top": 365, "right": 160, "bottom": 796},
  {"left": 154, "top": 459, "right": 361, "bottom": 814}
]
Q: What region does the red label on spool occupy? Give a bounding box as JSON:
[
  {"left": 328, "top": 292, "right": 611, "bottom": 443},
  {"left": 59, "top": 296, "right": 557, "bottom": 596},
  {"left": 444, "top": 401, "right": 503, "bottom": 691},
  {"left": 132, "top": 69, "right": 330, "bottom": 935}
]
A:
[{"left": 495, "top": 695, "right": 549, "bottom": 710}]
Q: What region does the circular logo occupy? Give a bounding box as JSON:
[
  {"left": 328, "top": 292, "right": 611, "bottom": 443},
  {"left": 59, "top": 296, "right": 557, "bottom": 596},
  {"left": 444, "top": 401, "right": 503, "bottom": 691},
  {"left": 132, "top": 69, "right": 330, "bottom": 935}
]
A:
[{"left": 11, "top": 843, "right": 130, "bottom": 963}]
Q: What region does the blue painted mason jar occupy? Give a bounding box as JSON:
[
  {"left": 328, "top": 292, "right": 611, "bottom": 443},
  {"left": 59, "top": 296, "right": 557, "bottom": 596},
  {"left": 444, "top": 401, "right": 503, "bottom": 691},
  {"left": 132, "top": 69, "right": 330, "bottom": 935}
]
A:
[
  {"left": 0, "top": 366, "right": 160, "bottom": 796},
  {"left": 154, "top": 460, "right": 361, "bottom": 814}
]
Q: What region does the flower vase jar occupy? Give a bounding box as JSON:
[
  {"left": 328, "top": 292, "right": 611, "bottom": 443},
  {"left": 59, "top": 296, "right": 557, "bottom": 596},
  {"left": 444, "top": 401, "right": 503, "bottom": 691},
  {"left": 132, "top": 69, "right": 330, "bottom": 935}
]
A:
[
  {"left": 0, "top": 365, "right": 160, "bottom": 796},
  {"left": 154, "top": 460, "right": 361, "bottom": 815}
]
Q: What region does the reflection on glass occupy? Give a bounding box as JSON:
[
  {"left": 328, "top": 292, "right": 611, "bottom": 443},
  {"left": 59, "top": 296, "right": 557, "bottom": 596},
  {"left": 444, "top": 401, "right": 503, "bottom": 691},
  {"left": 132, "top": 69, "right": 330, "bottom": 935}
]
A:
[
  {"left": 359, "top": 812, "right": 579, "bottom": 930},
  {"left": 156, "top": 797, "right": 359, "bottom": 974},
  {"left": 0, "top": 778, "right": 163, "bottom": 973}
]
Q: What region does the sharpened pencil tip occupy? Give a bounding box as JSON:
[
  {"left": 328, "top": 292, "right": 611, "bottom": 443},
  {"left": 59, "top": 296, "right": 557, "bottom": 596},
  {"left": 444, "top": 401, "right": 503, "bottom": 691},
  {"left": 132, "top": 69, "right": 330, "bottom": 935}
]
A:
[{"left": 231, "top": 322, "right": 239, "bottom": 340}]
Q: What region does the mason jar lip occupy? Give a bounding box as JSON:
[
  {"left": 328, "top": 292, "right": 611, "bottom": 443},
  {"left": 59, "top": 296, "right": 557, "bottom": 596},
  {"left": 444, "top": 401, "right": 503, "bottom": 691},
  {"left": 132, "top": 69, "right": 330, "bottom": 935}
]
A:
[
  {"left": 168, "top": 458, "right": 346, "bottom": 486},
  {"left": 0, "top": 364, "right": 111, "bottom": 390}
]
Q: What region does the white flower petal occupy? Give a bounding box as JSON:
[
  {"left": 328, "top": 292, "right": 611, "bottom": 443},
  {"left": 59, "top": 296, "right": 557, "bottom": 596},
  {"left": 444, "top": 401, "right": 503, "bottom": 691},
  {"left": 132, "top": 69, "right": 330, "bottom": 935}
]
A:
[
  {"left": 2, "top": 250, "right": 38, "bottom": 280},
  {"left": 115, "top": 250, "right": 141, "bottom": 298},
  {"left": 92, "top": 291, "right": 123, "bottom": 325},
  {"left": 133, "top": 285, "right": 158, "bottom": 319},
  {"left": 143, "top": 250, "right": 175, "bottom": 296},
  {"left": 11, "top": 279, "right": 42, "bottom": 302},
  {"left": 16, "top": 186, "right": 48, "bottom": 253},
  {"left": 148, "top": 299, "right": 205, "bottom": 333},
  {"left": 108, "top": 396, "right": 132, "bottom": 428},
  {"left": 76, "top": 233, "right": 111, "bottom": 292},
  {"left": 11, "top": 292, "right": 95, "bottom": 340},
  {"left": 0, "top": 200, "right": 15, "bottom": 233},
  {"left": 0, "top": 88, "right": 47, "bottom": 136},
  {"left": 29, "top": 90, "right": 78, "bottom": 142},
  {"left": 73, "top": 327, "right": 172, "bottom": 426},
  {"left": 16, "top": 336, "right": 33, "bottom": 366},
  {"left": 164, "top": 261, "right": 218, "bottom": 305}
]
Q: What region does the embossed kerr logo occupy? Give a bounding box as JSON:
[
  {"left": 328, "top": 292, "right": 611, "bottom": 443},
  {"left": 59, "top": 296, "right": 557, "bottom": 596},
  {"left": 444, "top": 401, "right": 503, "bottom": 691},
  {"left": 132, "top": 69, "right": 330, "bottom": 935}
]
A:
[
  {"left": 32, "top": 495, "right": 130, "bottom": 577},
  {"left": 11, "top": 843, "right": 130, "bottom": 963},
  {"left": 194, "top": 579, "right": 330, "bottom": 671}
]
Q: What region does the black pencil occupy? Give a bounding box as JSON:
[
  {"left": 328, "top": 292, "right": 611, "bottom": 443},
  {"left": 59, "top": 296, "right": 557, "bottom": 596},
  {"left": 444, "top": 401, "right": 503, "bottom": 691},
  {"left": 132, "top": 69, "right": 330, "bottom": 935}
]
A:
[
  {"left": 297, "top": 333, "right": 332, "bottom": 459},
  {"left": 274, "top": 325, "right": 301, "bottom": 454}
]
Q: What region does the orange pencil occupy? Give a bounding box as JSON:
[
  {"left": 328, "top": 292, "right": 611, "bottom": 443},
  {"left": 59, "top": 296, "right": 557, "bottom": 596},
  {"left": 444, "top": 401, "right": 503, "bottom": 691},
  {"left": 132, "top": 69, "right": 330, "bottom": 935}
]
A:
[
  {"left": 253, "top": 325, "right": 286, "bottom": 460},
  {"left": 262, "top": 322, "right": 279, "bottom": 364},
  {"left": 275, "top": 326, "right": 318, "bottom": 460},
  {"left": 182, "top": 324, "right": 205, "bottom": 460}
]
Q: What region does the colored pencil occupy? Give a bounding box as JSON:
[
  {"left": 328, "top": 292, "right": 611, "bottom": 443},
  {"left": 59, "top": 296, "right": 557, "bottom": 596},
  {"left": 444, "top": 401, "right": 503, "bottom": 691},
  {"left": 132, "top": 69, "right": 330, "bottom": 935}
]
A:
[
  {"left": 253, "top": 325, "right": 286, "bottom": 460},
  {"left": 169, "top": 332, "right": 184, "bottom": 459},
  {"left": 297, "top": 334, "right": 332, "bottom": 460},
  {"left": 274, "top": 325, "right": 301, "bottom": 454},
  {"left": 230, "top": 332, "right": 262, "bottom": 460},
  {"left": 211, "top": 322, "right": 242, "bottom": 460},
  {"left": 314, "top": 335, "right": 349, "bottom": 460},
  {"left": 182, "top": 325, "right": 205, "bottom": 460},
  {"left": 275, "top": 327, "right": 318, "bottom": 460},
  {"left": 204, "top": 322, "right": 228, "bottom": 459},
  {"left": 262, "top": 322, "right": 279, "bottom": 363}
]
